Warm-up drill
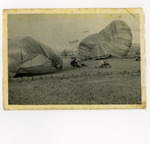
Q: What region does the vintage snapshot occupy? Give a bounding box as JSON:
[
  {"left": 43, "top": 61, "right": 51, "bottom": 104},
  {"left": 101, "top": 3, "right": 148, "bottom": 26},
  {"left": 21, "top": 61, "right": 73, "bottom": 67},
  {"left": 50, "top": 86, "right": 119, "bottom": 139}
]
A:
[{"left": 3, "top": 8, "right": 146, "bottom": 110}]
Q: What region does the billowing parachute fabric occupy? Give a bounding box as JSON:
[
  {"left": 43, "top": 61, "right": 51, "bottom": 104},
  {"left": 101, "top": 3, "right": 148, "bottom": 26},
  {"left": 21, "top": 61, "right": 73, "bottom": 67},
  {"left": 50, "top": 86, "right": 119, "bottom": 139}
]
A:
[
  {"left": 78, "top": 20, "right": 132, "bottom": 59},
  {"left": 8, "top": 37, "right": 63, "bottom": 77}
]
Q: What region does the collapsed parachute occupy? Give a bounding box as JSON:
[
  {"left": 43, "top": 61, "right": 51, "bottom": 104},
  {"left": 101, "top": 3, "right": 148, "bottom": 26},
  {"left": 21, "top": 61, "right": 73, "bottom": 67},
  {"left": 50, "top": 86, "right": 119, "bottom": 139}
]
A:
[
  {"left": 78, "top": 20, "right": 132, "bottom": 59},
  {"left": 8, "top": 37, "right": 63, "bottom": 77}
]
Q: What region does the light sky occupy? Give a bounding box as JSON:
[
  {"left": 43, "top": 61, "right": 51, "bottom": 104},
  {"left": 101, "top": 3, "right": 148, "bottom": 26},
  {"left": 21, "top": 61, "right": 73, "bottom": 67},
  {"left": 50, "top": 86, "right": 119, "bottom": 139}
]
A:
[{"left": 8, "top": 14, "right": 140, "bottom": 52}]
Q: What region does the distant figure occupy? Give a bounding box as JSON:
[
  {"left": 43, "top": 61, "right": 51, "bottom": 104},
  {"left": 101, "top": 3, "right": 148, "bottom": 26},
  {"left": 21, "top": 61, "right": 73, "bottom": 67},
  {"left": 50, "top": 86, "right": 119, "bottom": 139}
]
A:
[
  {"left": 70, "top": 57, "right": 88, "bottom": 67},
  {"left": 134, "top": 51, "right": 140, "bottom": 61},
  {"left": 95, "top": 60, "right": 111, "bottom": 68}
]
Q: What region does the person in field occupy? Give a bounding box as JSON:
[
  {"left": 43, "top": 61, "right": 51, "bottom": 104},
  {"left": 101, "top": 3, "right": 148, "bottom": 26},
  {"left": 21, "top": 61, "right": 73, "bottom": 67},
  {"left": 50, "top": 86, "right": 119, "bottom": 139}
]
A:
[
  {"left": 134, "top": 51, "right": 140, "bottom": 61},
  {"left": 70, "top": 57, "right": 88, "bottom": 67},
  {"left": 95, "top": 60, "right": 111, "bottom": 68}
]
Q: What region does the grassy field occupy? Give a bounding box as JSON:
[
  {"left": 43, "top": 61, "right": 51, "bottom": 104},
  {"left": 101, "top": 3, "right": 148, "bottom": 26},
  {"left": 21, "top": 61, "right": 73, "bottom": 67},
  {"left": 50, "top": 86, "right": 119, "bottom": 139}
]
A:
[{"left": 9, "top": 58, "right": 141, "bottom": 105}]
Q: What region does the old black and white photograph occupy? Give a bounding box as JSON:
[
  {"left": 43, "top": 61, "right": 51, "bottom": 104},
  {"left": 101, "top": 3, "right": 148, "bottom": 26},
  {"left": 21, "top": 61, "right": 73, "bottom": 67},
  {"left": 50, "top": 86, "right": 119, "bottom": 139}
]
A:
[{"left": 3, "top": 9, "right": 145, "bottom": 109}]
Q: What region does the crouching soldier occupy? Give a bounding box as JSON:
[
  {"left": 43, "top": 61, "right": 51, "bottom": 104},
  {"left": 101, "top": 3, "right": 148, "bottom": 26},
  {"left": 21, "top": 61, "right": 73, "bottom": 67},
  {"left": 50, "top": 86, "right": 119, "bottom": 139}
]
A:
[
  {"left": 70, "top": 57, "right": 88, "bottom": 67},
  {"left": 95, "top": 60, "right": 111, "bottom": 68},
  {"left": 70, "top": 57, "right": 80, "bottom": 67}
]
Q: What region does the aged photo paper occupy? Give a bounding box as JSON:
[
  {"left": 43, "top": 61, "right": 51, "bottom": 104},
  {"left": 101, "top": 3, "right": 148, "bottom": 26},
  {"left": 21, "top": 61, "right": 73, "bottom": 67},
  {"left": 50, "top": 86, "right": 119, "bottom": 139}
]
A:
[{"left": 3, "top": 8, "right": 146, "bottom": 110}]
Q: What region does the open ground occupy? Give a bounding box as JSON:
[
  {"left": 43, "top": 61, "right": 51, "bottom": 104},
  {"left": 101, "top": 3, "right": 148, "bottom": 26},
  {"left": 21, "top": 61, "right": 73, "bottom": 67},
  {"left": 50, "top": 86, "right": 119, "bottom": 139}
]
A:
[{"left": 9, "top": 58, "right": 141, "bottom": 105}]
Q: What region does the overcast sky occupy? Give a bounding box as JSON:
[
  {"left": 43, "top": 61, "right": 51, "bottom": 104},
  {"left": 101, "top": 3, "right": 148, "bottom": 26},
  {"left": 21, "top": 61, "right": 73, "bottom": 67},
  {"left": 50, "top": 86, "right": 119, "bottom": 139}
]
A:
[{"left": 8, "top": 14, "right": 140, "bottom": 52}]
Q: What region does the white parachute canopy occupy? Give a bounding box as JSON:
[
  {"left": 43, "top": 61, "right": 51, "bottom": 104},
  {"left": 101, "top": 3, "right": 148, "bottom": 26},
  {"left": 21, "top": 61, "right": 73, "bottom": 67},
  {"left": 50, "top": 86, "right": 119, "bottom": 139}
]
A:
[
  {"left": 8, "top": 37, "right": 63, "bottom": 77},
  {"left": 78, "top": 20, "right": 132, "bottom": 59}
]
